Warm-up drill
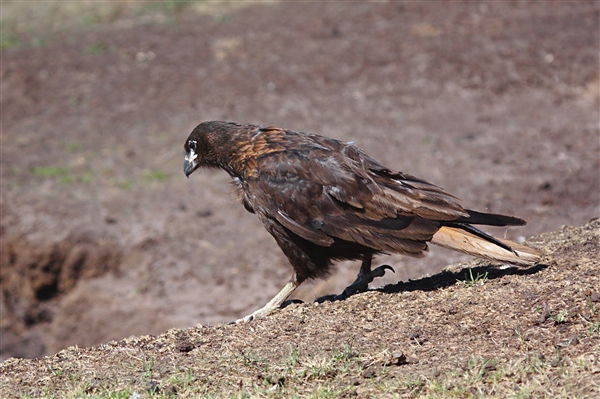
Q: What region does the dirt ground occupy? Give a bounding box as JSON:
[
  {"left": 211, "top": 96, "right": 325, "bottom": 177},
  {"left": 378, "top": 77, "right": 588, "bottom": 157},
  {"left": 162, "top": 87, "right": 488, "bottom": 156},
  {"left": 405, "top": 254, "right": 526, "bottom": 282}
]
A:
[
  {"left": 1, "top": 219, "right": 598, "bottom": 398},
  {"left": 1, "top": 1, "right": 598, "bottom": 363}
]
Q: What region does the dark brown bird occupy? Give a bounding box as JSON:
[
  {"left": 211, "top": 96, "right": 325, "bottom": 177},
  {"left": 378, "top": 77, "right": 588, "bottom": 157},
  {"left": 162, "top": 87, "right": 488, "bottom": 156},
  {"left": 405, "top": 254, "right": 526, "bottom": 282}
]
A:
[{"left": 183, "top": 121, "right": 541, "bottom": 323}]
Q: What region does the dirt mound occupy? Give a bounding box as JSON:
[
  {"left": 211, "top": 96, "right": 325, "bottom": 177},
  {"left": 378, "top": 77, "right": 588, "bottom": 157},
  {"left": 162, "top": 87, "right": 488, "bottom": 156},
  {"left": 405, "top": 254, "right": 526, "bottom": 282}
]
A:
[{"left": 0, "top": 220, "right": 598, "bottom": 398}]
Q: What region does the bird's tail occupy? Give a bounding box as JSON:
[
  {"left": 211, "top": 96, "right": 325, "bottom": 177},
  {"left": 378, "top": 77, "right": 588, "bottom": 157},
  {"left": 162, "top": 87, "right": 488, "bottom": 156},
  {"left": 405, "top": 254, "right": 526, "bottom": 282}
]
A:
[{"left": 430, "top": 225, "right": 541, "bottom": 266}]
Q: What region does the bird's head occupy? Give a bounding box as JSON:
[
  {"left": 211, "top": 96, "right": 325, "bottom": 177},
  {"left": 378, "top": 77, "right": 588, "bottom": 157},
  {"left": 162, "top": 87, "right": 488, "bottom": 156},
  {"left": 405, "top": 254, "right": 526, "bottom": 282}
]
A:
[{"left": 183, "top": 121, "right": 245, "bottom": 177}]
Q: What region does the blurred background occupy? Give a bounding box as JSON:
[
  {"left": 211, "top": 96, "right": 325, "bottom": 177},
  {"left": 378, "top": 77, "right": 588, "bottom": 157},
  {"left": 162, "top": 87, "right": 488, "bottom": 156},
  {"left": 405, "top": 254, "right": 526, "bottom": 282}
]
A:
[{"left": 1, "top": 1, "right": 598, "bottom": 360}]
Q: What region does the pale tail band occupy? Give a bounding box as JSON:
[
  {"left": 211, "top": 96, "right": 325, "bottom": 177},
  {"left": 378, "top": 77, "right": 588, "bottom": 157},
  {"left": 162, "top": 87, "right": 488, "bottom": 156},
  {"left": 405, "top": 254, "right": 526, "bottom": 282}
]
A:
[{"left": 430, "top": 226, "right": 541, "bottom": 266}]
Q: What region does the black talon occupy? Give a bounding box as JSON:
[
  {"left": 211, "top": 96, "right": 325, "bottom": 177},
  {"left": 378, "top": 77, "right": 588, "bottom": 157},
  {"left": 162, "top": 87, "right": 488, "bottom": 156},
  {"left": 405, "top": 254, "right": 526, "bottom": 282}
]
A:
[
  {"left": 336, "top": 256, "right": 396, "bottom": 299},
  {"left": 371, "top": 264, "right": 395, "bottom": 278}
]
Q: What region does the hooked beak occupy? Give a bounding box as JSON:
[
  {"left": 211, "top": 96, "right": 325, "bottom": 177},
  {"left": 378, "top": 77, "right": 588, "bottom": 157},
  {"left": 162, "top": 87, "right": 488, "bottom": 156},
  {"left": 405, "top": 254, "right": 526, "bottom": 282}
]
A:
[{"left": 183, "top": 155, "right": 198, "bottom": 178}]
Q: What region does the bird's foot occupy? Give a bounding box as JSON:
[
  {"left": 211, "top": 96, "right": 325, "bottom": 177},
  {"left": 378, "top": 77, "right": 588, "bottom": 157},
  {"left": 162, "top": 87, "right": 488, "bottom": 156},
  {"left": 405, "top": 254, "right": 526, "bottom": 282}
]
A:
[
  {"left": 232, "top": 306, "right": 273, "bottom": 324},
  {"left": 230, "top": 278, "right": 301, "bottom": 324},
  {"left": 337, "top": 264, "right": 395, "bottom": 300},
  {"left": 232, "top": 314, "right": 255, "bottom": 324}
]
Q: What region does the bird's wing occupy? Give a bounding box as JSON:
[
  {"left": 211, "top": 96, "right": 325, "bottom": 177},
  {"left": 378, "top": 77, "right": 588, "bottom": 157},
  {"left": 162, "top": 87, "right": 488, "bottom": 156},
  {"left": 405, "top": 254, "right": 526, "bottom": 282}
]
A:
[
  {"left": 328, "top": 140, "right": 468, "bottom": 221},
  {"left": 248, "top": 139, "right": 467, "bottom": 255}
]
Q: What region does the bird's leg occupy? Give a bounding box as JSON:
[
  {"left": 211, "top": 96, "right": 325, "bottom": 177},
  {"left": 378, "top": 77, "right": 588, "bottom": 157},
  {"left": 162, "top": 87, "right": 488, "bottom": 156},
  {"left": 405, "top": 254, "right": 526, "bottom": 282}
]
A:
[
  {"left": 234, "top": 275, "right": 301, "bottom": 324},
  {"left": 338, "top": 254, "right": 395, "bottom": 299}
]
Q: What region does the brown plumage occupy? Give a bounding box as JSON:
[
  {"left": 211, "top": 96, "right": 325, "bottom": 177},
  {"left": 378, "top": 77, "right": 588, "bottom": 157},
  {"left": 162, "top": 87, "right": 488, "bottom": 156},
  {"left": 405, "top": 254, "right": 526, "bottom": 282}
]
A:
[{"left": 183, "top": 121, "right": 541, "bottom": 323}]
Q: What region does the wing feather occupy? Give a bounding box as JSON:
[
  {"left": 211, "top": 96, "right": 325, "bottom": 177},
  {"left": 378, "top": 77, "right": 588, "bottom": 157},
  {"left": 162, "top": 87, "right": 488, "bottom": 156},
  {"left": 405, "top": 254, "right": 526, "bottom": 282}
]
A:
[
  {"left": 247, "top": 137, "right": 463, "bottom": 256},
  {"left": 275, "top": 210, "right": 334, "bottom": 246}
]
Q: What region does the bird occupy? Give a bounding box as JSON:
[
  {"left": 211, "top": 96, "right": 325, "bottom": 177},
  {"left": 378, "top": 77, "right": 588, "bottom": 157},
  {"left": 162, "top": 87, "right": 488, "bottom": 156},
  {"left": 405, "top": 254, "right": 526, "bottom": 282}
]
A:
[{"left": 183, "top": 121, "right": 541, "bottom": 323}]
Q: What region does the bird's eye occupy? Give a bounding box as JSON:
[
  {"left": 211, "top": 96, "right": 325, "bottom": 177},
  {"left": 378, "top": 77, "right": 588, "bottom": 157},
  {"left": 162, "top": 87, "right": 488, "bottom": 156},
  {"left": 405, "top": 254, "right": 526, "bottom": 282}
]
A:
[{"left": 188, "top": 140, "right": 197, "bottom": 150}]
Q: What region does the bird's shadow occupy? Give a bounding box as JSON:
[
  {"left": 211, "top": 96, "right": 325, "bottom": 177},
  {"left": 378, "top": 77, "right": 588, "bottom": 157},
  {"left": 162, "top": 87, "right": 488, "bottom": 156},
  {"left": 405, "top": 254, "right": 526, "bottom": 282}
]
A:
[
  {"left": 377, "top": 262, "right": 548, "bottom": 294},
  {"left": 288, "top": 262, "right": 549, "bottom": 306}
]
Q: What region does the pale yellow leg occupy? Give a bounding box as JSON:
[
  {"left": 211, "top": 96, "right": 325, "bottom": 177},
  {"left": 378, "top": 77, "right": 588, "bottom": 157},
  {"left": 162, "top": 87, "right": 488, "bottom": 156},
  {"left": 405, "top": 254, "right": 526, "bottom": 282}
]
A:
[{"left": 234, "top": 276, "right": 301, "bottom": 324}]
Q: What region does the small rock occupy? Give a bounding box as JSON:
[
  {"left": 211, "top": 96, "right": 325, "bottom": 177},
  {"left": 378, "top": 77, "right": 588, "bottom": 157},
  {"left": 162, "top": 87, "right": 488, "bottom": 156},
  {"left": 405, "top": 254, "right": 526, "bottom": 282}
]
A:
[
  {"left": 196, "top": 209, "right": 212, "bottom": 218},
  {"left": 591, "top": 291, "right": 600, "bottom": 302},
  {"left": 551, "top": 356, "right": 562, "bottom": 367},
  {"left": 361, "top": 368, "right": 375, "bottom": 379},
  {"left": 265, "top": 375, "right": 285, "bottom": 386},
  {"left": 145, "top": 381, "right": 159, "bottom": 392},
  {"left": 409, "top": 332, "right": 426, "bottom": 345},
  {"left": 175, "top": 339, "right": 195, "bottom": 353},
  {"left": 569, "top": 336, "right": 580, "bottom": 346},
  {"left": 390, "top": 351, "right": 408, "bottom": 366},
  {"left": 406, "top": 355, "right": 419, "bottom": 364},
  {"left": 484, "top": 363, "right": 496, "bottom": 373}
]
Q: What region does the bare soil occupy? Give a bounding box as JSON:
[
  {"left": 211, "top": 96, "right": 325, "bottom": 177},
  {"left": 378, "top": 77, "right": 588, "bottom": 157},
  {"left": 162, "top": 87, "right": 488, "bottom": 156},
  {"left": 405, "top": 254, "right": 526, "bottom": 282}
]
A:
[{"left": 1, "top": 0, "right": 598, "bottom": 369}]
